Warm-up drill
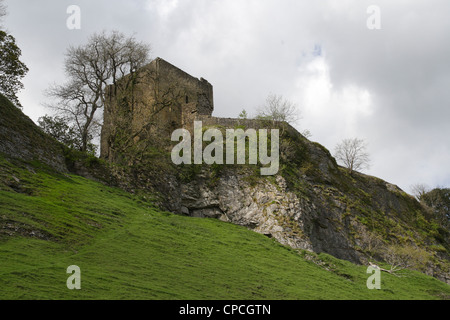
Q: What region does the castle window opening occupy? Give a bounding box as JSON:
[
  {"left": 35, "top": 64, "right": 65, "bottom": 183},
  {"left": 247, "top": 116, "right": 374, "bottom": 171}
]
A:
[{"left": 186, "top": 95, "right": 189, "bottom": 104}]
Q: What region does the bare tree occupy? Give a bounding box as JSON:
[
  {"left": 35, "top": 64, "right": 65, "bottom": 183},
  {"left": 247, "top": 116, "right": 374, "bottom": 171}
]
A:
[
  {"left": 382, "top": 244, "right": 429, "bottom": 275},
  {"left": 45, "top": 30, "right": 150, "bottom": 152},
  {"left": 410, "top": 183, "right": 430, "bottom": 201},
  {"left": 255, "top": 93, "right": 314, "bottom": 139},
  {"left": 334, "top": 138, "right": 370, "bottom": 175},
  {"left": 256, "top": 94, "right": 301, "bottom": 126},
  {"left": 359, "top": 228, "right": 383, "bottom": 260},
  {"left": 45, "top": 79, "right": 102, "bottom": 152}
]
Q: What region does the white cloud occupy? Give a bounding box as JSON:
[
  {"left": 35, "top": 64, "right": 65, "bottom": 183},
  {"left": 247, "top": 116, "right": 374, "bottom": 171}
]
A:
[
  {"left": 293, "top": 55, "right": 374, "bottom": 152},
  {"left": 146, "top": 0, "right": 179, "bottom": 18}
]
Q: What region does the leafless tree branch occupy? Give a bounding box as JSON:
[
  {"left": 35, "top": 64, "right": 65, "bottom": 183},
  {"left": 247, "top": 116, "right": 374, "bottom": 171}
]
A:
[{"left": 45, "top": 30, "right": 150, "bottom": 152}]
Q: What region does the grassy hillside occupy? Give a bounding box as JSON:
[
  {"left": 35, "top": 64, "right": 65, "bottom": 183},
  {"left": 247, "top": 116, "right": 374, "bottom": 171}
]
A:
[{"left": 0, "top": 155, "right": 449, "bottom": 300}]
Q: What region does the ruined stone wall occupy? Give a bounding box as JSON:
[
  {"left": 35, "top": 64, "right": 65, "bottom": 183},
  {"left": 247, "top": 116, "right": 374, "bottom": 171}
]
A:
[
  {"left": 196, "top": 116, "right": 298, "bottom": 136},
  {"left": 198, "top": 116, "right": 264, "bottom": 129}
]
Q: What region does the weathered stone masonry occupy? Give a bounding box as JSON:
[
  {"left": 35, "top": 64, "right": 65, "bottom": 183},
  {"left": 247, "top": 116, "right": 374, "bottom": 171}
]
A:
[{"left": 100, "top": 57, "right": 214, "bottom": 161}]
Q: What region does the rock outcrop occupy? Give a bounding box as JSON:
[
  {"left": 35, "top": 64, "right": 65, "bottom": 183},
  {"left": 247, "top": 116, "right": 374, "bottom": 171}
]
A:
[{"left": 0, "top": 94, "right": 67, "bottom": 173}]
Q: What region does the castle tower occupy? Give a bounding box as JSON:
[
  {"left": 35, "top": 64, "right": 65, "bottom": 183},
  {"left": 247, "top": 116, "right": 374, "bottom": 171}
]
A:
[{"left": 100, "top": 57, "right": 214, "bottom": 162}]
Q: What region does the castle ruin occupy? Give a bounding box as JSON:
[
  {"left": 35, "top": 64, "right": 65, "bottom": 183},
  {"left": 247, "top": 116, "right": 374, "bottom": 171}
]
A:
[
  {"left": 100, "top": 57, "right": 214, "bottom": 161},
  {"left": 100, "top": 57, "right": 274, "bottom": 164}
]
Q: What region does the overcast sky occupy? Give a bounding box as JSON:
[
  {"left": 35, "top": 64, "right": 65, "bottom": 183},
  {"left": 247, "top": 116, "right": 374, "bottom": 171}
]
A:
[{"left": 3, "top": 0, "right": 450, "bottom": 193}]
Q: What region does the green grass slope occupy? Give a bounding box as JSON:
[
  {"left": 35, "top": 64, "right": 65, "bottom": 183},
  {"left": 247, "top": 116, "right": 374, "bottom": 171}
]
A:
[{"left": 0, "top": 155, "right": 449, "bottom": 300}]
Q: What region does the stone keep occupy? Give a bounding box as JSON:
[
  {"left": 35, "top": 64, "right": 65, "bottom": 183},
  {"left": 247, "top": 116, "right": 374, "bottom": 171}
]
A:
[{"left": 100, "top": 57, "right": 214, "bottom": 161}]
